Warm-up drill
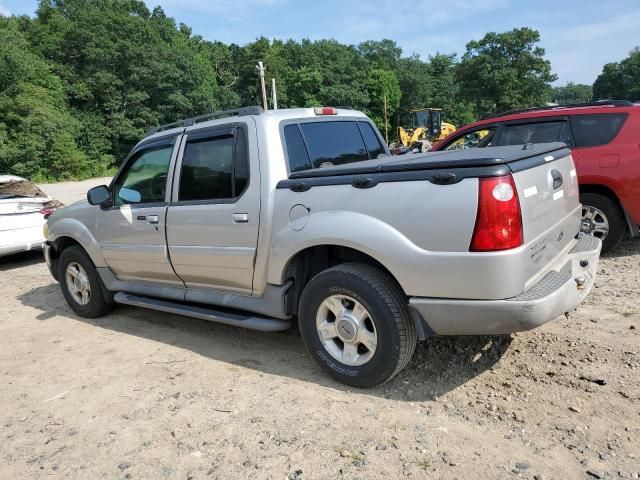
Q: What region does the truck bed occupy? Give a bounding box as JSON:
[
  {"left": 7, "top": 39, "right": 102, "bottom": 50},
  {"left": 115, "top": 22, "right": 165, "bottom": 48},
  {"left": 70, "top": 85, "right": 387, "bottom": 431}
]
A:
[
  {"left": 284, "top": 142, "right": 568, "bottom": 179},
  {"left": 272, "top": 142, "right": 582, "bottom": 301}
]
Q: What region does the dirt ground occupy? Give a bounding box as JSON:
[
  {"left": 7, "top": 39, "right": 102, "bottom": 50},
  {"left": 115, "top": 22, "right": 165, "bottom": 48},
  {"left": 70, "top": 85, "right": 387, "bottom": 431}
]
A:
[{"left": 1, "top": 183, "right": 639, "bottom": 480}]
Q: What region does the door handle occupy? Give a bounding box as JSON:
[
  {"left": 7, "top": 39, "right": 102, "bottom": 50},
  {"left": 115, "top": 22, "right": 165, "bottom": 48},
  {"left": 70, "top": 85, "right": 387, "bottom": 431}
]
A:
[
  {"left": 147, "top": 215, "right": 159, "bottom": 224},
  {"left": 232, "top": 213, "right": 249, "bottom": 223}
]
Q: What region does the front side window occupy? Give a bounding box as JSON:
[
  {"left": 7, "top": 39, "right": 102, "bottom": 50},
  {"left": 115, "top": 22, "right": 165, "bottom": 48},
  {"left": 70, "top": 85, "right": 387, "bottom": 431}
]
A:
[
  {"left": 113, "top": 145, "right": 173, "bottom": 206},
  {"left": 444, "top": 128, "right": 495, "bottom": 151},
  {"left": 570, "top": 113, "right": 628, "bottom": 148},
  {"left": 501, "top": 122, "right": 564, "bottom": 146}
]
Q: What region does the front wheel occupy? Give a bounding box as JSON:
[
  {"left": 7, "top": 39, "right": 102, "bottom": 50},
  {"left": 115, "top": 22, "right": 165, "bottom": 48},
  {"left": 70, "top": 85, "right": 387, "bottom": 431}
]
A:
[
  {"left": 298, "top": 263, "right": 417, "bottom": 387},
  {"left": 580, "top": 193, "right": 625, "bottom": 254},
  {"left": 58, "top": 245, "right": 113, "bottom": 318}
]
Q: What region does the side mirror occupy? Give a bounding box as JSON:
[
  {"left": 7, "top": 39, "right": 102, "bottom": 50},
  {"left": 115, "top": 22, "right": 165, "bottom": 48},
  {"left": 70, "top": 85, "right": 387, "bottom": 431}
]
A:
[{"left": 87, "top": 185, "right": 111, "bottom": 205}]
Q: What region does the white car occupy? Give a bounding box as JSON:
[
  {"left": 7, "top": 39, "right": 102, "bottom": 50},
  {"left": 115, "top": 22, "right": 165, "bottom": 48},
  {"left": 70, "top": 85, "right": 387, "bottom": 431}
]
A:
[{"left": 0, "top": 175, "right": 61, "bottom": 257}]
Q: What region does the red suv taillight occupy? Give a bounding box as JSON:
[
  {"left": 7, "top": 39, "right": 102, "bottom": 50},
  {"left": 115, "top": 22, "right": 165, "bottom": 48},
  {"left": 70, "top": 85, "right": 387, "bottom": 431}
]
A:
[{"left": 470, "top": 175, "right": 523, "bottom": 252}]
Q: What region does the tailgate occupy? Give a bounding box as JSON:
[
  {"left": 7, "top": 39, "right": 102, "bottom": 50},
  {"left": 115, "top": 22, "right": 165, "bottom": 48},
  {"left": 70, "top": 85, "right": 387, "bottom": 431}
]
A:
[{"left": 511, "top": 150, "right": 581, "bottom": 286}]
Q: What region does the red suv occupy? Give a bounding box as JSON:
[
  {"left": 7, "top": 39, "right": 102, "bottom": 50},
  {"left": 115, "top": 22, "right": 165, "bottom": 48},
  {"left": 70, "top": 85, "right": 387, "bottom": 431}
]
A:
[{"left": 432, "top": 100, "right": 640, "bottom": 253}]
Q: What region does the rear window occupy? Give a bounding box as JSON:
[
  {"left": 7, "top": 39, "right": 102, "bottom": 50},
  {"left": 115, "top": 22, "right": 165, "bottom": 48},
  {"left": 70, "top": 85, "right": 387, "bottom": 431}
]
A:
[
  {"left": 501, "top": 121, "right": 567, "bottom": 145},
  {"left": 358, "top": 121, "right": 386, "bottom": 159},
  {"left": 283, "top": 125, "right": 312, "bottom": 172},
  {"left": 283, "top": 120, "right": 385, "bottom": 172},
  {"left": 570, "top": 113, "right": 628, "bottom": 148}
]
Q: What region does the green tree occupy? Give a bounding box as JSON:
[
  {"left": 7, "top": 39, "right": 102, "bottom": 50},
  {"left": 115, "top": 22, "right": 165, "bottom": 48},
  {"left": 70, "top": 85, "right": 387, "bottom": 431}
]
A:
[
  {"left": 551, "top": 82, "right": 592, "bottom": 104},
  {"left": 358, "top": 39, "right": 402, "bottom": 70},
  {"left": 0, "top": 19, "right": 93, "bottom": 181},
  {"left": 456, "top": 27, "right": 556, "bottom": 116},
  {"left": 593, "top": 47, "right": 640, "bottom": 101},
  {"left": 29, "top": 0, "right": 223, "bottom": 161},
  {"left": 365, "top": 69, "right": 401, "bottom": 141}
]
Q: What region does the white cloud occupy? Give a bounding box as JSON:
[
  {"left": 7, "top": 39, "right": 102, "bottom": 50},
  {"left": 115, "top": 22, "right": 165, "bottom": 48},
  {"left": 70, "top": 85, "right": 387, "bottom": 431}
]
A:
[
  {"left": 541, "top": 10, "right": 640, "bottom": 84},
  {"left": 0, "top": 2, "right": 11, "bottom": 17}
]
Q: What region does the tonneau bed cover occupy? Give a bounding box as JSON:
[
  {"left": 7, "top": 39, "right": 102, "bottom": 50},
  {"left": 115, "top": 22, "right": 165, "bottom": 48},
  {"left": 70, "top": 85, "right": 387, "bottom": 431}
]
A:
[{"left": 288, "top": 142, "right": 569, "bottom": 179}]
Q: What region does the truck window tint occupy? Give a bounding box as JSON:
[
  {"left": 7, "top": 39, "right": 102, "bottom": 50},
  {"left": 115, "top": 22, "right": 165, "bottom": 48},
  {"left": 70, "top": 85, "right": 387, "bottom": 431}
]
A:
[
  {"left": 179, "top": 136, "right": 235, "bottom": 201},
  {"left": 501, "top": 122, "right": 563, "bottom": 146},
  {"left": 358, "top": 122, "right": 386, "bottom": 159},
  {"left": 570, "top": 113, "right": 628, "bottom": 148},
  {"left": 233, "top": 127, "right": 249, "bottom": 196},
  {"left": 444, "top": 128, "right": 495, "bottom": 151},
  {"left": 284, "top": 125, "right": 312, "bottom": 172},
  {"left": 300, "top": 121, "right": 369, "bottom": 168},
  {"left": 114, "top": 145, "right": 172, "bottom": 206}
]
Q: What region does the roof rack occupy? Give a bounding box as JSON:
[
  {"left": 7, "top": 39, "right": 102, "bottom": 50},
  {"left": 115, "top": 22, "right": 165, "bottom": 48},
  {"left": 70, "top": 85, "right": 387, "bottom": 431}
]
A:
[
  {"left": 145, "top": 106, "right": 264, "bottom": 137},
  {"left": 484, "top": 100, "right": 634, "bottom": 120}
]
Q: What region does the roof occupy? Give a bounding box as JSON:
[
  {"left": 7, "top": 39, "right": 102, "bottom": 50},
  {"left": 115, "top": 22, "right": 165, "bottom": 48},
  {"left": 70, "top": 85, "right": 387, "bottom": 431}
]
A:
[
  {"left": 452, "top": 101, "right": 639, "bottom": 134},
  {"left": 142, "top": 106, "right": 368, "bottom": 143}
]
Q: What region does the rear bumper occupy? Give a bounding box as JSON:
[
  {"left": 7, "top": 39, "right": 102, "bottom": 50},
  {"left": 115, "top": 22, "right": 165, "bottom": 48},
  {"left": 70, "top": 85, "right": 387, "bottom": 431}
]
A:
[
  {"left": 409, "top": 235, "right": 601, "bottom": 336},
  {"left": 0, "top": 229, "right": 44, "bottom": 256}
]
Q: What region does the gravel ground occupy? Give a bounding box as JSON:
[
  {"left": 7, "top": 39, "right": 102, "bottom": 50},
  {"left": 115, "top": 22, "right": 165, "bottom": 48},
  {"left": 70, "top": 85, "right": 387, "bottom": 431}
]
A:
[
  {"left": 0, "top": 183, "right": 638, "bottom": 480},
  {"left": 37, "top": 178, "right": 112, "bottom": 205}
]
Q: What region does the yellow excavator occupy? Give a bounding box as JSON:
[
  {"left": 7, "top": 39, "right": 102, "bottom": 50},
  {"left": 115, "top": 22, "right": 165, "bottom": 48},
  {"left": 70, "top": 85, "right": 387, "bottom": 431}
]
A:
[{"left": 396, "top": 108, "right": 456, "bottom": 151}]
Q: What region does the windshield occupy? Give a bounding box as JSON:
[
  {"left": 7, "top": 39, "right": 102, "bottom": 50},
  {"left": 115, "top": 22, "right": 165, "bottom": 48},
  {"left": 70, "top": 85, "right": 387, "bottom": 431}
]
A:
[{"left": 412, "top": 110, "right": 441, "bottom": 128}]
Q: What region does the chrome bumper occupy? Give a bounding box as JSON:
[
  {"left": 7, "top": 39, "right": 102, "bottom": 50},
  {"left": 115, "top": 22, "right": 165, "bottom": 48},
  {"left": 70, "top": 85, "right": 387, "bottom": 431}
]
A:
[{"left": 409, "top": 235, "right": 601, "bottom": 336}]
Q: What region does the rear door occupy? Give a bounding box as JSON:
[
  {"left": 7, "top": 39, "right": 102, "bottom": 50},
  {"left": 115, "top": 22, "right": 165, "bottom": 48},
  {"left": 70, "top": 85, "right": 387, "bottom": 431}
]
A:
[
  {"left": 166, "top": 122, "right": 259, "bottom": 294},
  {"left": 569, "top": 112, "right": 628, "bottom": 169}
]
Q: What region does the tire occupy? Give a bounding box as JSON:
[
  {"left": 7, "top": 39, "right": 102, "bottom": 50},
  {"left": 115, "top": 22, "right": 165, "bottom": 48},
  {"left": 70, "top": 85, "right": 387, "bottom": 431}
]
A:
[
  {"left": 580, "top": 193, "right": 625, "bottom": 254},
  {"left": 298, "top": 263, "right": 417, "bottom": 388},
  {"left": 58, "top": 245, "right": 113, "bottom": 318}
]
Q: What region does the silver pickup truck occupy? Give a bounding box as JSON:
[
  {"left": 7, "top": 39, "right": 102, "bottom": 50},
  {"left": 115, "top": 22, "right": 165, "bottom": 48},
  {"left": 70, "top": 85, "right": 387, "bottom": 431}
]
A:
[{"left": 43, "top": 106, "right": 601, "bottom": 387}]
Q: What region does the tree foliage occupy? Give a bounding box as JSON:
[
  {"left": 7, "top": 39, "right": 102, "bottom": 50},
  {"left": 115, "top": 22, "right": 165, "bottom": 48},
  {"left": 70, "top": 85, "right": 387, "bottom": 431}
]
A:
[
  {"left": 593, "top": 47, "right": 640, "bottom": 101},
  {"left": 456, "top": 28, "right": 556, "bottom": 116},
  {"left": 0, "top": 19, "right": 91, "bottom": 181},
  {"left": 0, "top": 2, "right": 562, "bottom": 181},
  {"left": 551, "top": 82, "right": 592, "bottom": 104}
]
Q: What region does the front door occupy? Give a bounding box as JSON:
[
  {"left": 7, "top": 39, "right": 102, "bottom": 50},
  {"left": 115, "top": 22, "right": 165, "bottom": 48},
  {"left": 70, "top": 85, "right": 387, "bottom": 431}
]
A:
[
  {"left": 97, "top": 136, "right": 183, "bottom": 286},
  {"left": 166, "top": 123, "right": 260, "bottom": 294}
]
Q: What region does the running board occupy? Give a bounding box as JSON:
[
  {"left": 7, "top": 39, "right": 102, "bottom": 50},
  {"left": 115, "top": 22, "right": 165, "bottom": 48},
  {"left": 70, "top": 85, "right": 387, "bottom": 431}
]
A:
[{"left": 113, "top": 292, "right": 291, "bottom": 332}]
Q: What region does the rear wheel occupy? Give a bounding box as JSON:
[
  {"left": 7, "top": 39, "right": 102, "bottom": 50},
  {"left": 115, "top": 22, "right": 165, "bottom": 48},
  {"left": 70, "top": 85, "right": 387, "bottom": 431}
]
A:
[
  {"left": 298, "top": 263, "right": 416, "bottom": 388},
  {"left": 580, "top": 193, "right": 625, "bottom": 254},
  {"left": 58, "top": 245, "right": 113, "bottom": 318}
]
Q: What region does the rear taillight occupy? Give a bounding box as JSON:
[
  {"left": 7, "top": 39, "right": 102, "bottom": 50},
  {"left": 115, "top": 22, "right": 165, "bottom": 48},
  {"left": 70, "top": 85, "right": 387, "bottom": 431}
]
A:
[
  {"left": 39, "top": 207, "right": 56, "bottom": 219},
  {"left": 470, "top": 175, "right": 523, "bottom": 252}
]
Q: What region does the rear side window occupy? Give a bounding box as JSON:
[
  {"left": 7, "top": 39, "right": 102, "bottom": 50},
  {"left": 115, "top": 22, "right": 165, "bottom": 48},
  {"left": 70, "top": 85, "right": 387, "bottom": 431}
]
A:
[
  {"left": 570, "top": 113, "right": 628, "bottom": 148},
  {"left": 501, "top": 122, "right": 565, "bottom": 145},
  {"left": 178, "top": 129, "right": 248, "bottom": 202}
]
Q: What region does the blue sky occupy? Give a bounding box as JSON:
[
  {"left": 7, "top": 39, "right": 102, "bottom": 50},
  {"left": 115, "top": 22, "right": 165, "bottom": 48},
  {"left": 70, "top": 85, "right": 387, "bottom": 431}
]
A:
[{"left": 1, "top": 0, "right": 639, "bottom": 85}]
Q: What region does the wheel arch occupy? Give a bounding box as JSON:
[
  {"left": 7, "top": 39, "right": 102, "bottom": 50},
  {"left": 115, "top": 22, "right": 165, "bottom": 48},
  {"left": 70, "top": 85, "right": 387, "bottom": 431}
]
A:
[
  {"left": 580, "top": 183, "right": 636, "bottom": 236},
  {"left": 279, "top": 243, "right": 406, "bottom": 318}
]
